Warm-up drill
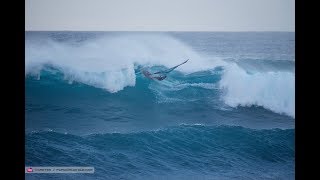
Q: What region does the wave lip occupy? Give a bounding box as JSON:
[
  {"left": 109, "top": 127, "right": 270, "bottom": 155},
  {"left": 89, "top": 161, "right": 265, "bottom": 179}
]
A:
[{"left": 219, "top": 63, "right": 295, "bottom": 118}]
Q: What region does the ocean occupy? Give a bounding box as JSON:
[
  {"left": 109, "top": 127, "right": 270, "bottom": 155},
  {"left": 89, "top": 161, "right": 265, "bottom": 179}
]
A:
[{"left": 25, "top": 31, "right": 295, "bottom": 179}]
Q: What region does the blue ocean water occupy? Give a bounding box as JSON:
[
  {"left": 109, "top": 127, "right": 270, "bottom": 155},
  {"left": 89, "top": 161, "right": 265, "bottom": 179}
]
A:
[{"left": 25, "top": 31, "right": 295, "bottom": 179}]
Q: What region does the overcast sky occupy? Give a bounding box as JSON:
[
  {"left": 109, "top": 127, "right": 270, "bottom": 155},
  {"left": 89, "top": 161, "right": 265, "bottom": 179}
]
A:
[{"left": 25, "top": 0, "right": 294, "bottom": 31}]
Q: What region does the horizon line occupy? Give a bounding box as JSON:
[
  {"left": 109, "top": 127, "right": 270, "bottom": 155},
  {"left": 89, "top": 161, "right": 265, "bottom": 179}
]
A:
[{"left": 25, "top": 30, "right": 295, "bottom": 33}]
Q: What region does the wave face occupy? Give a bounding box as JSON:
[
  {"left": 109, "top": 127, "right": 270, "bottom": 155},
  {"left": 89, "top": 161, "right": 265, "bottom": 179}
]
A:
[
  {"left": 26, "top": 32, "right": 295, "bottom": 117},
  {"left": 25, "top": 32, "right": 295, "bottom": 179}
]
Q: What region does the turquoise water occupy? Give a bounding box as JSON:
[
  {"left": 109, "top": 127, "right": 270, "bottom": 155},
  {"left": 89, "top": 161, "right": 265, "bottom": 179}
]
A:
[{"left": 25, "top": 32, "right": 295, "bottom": 179}]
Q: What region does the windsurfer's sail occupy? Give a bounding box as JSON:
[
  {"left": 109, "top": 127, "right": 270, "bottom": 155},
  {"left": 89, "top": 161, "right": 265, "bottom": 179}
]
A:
[
  {"left": 142, "top": 59, "right": 189, "bottom": 81},
  {"left": 153, "top": 59, "right": 189, "bottom": 75}
]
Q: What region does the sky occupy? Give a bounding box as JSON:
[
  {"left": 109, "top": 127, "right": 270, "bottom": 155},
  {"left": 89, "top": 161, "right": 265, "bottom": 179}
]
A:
[{"left": 25, "top": 0, "right": 295, "bottom": 31}]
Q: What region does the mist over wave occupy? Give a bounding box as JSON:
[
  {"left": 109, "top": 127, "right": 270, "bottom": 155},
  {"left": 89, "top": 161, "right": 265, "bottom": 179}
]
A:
[{"left": 26, "top": 33, "right": 222, "bottom": 92}]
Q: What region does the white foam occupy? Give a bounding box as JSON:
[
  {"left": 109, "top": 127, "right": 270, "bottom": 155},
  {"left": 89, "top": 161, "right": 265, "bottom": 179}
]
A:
[{"left": 219, "top": 63, "right": 295, "bottom": 118}]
